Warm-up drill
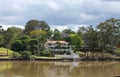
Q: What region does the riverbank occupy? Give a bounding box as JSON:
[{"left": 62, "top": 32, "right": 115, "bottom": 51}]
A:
[
  {"left": 0, "top": 47, "right": 120, "bottom": 61},
  {"left": 0, "top": 55, "right": 120, "bottom": 61}
]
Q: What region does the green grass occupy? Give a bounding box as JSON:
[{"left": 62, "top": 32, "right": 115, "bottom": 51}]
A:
[
  {"left": 31, "top": 55, "right": 62, "bottom": 59},
  {"left": 0, "top": 47, "right": 14, "bottom": 55},
  {"left": 114, "top": 47, "right": 120, "bottom": 55}
]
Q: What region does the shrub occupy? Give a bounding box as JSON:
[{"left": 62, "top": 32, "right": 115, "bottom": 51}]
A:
[
  {"left": 21, "top": 51, "right": 32, "bottom": 59},
  {"left": 12, "top": 52, "right": 21, "bottom": 58},
  {"left": 66, "top": 52, "right": 71, "bottom": 55},
  {"left": 40, "top": 50, "right": 51, "bottom": 57}
]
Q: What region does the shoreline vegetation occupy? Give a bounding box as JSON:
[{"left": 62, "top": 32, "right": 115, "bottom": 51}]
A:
[
  {"left": 0, "top": 47, "right": 120, "bottom": 61},
  {"left": 1, "top": 18, "right": 120, "bottom": 61}
]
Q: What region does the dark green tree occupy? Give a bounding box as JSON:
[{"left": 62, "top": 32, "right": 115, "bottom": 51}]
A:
[
  {"left": 52, "top": 29, "right": 62, "bottom": 40},
  {"left": 11, "top": 40, "right": 24, "bottom": 52},
  {"left": 61, "top": 29, "right": 75, "bottom": 42},
  {"left": 24, "top": 20, "right": 50, "bottom": 36},
  {"left": 27, "top": 39, "right": 38, "bottom": 55}
]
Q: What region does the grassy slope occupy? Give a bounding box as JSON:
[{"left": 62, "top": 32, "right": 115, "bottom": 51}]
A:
[{"left": 0, "top": 48, "right": 13, "bottom": 55}]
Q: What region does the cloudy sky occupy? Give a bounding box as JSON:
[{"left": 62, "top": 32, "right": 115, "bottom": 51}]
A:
[{"left": 0, "top": 0, "right": 120, "bottom": 31}]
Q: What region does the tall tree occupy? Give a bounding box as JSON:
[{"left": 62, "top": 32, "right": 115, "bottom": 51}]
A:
[
  {"left": 3, "top": 28, "right": 15, "bottom": 55},
  {"left": 24, "top": 20, "right": 40, "bottom": 35},
  {"left": 52, "top": 29, "right": 62, "bottom": 40},
  {"left": 97, "top": 18, "right": 120, "bottom": 52},
  {"left": 30, "top": 30, "right": 47, "bottom": 55},
  {"left": 61, "top": 29, "right": 75, "bottom": 42},
  {"left": 84, "top": 26, "right": 98, "bottom": 52},
  {"left": 77, "top": 26, "right": 87, "bottom": 39},
  {"left": 24, "top": 20, "right": 50, "bottom": 36}
]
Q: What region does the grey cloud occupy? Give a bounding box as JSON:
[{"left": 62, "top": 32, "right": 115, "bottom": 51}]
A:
[{"left": 0, "top": 0, "right": 120, "bottom": 28}]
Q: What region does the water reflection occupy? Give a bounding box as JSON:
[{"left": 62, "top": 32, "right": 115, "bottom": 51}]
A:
[{"left": 0, "top": 61, "right": 120, "bottom": 77}]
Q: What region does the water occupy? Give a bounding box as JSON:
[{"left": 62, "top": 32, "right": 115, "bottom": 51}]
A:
[{"left": 0, "top": 61, "right": 120, "bottom": 77}]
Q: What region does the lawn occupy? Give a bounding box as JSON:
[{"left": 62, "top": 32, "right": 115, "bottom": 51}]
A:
[{"left": 0, "top": 47, "right": 14, "bottom": 56}]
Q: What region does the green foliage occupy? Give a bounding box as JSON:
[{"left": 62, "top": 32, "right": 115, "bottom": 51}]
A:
[
  {"left": 24, "top": 20, "right": 40, "bottom": 35},
  {"left": 11, "top": 40, "right": 24, "bottom": 52},
  {"left": 30, "top": 30, "right": 47, "bottom": 38},
  {"left": 20, "top": 35, "right": 31, "bottom": 51},
  {"left": 12, "top": 52, "right": 21, "bottom": 58},
  {"left": 84, "top": 26, "right": 98, "bottom": 50},
  {"left": 11, "top": 35, "right": 31, "bottom": 52},
  {"left": 21, "top": 51, "right": 32, "bottom": 59},
  {"left": 0, "top": 35, "right": 3, "bottom": 46},
  {"left": 97, "top": 18, "right": 120, "bottom": 52},
  {"left": 52, "top": 29, "right": 62, "bottom": 40},
  {"left": 70, "top": 33, "right": 83, "bottom": 48},
  {"left": 40, "top": 50, "right": 51, "bottom": 57},
  {"left": 27, "top": 39, "right": 38, "bottom": 55},
  {"left": 3, "top": 27, "right": 22, "bottom": 48},
  {"left": 24, "top": 20, "right": 50, "bottom": 35},
  {"left": 61, "top": 29, "right": 75, "bottom": 42}
]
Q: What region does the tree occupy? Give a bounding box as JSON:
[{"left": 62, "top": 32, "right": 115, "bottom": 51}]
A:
[
  {"left": 61, "top": 29, "right": 75, "bottom": 42},
  {"left": 0, "top": 25, "right": 4, "bottom": 32},
  {"left": 3, "top": 27, "right": 22, "bottom": 48},
  {"left": 3, "top": 27, "right": 15, "bottom": 55},
  {"left": 30, "top": 30, "right": 47, "bottom": 55},
  {"left": 8, "top": 27, "right": 22, "bottom": 40},
  {"left": 24, "top": 20, "right": 40, "bottom": 35},
  {"left": 39, "top": 21, "right": 50, "bottom": 31},
  {"left": 24, "top": 20, "right": 50, "bottom": 36},
  {"left": 20, "top": 35, "right": 31, "bottom": 51},
  {"left": 84, "top": 26, "right": 98, "bottom": 52},
  {"left": 70, "top": 33, "right": 83, "bottom": 51},
  {"left": 77, "top": 26, "right": 87, "bottom": 39},
  {"left": 97, "top": 18, "right": 120, "bottom": 52},
  {"left": 0, "top": 35, "right": 3, "bottom": 46},
  {"left": 28, "top": 39, "right": 38, "bottom": 55},
  {"left": 52, "top": 29, "right": 62, "bottom": 40},
  {"left": 30, "top": 30, "right": 47, "bottom": 38},
  {"left": 11, "top": 35, "right": 31, "bottom": 52},
  {"left": 11, "top": 40, "right": 24, "bottom": 52},
  {"left": 105, "top": 18, "right": 120, "bottom": 51}
]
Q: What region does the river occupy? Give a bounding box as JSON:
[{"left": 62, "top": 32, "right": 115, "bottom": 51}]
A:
[{"left": 0, "top": 61, "right": 120, "bottom": 77}]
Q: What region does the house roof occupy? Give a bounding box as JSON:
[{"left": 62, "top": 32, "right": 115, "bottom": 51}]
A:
[{"left": 46, "top": 40, "right": 69, "bottom": 44}]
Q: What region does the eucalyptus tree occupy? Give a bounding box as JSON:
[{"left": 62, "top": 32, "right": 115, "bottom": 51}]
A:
[
  {"left": 105, "top": 18, "right": 120, "bottom": 51},
  {"left": 24, "top": 20, "right": 50, "bottom": 36},
  {"left": 77, "top": 26, "right": 87, "bottom": 39},
  {"left": 97, "top": 18, "right": 120, "bottom": 52},
  {"left": 30, "top": 30, "right": 47, "bottom": 55},
  {"left": 3, "top": 28, "right": 14, "bottom": 55},
  {"left": 84, "top": 26, "right": 98, "bottom": 52}
]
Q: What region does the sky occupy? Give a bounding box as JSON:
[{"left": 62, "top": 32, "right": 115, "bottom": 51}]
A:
[{"left": 0, "top": 0, "right": 120, "bottom": 31}]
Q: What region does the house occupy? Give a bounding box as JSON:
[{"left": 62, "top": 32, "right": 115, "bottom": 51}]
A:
[{"left": 45, "top": 40, "right": 72, "bottom": 55}]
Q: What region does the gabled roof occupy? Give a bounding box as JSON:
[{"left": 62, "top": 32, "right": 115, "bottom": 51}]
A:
[{"left": 46, "top": 40, "right": 69, "bottom": 44}]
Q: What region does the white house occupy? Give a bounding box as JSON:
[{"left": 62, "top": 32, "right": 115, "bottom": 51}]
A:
[{"left": 45, "top": 40, "right": 72, "bottom": 55}]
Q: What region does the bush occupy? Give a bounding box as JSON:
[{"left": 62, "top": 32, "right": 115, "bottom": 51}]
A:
[
  {"left": 114, "top": 48, "right": 120, "bottom": 56},
  {"left": 21, "top": 51, "right": 32, "bottom": 59},
  {"left": 40, "top": 50, "right": 51, "bottom": 57},
  {"left": 12, "top": 52, "right": 21, "bottom": 58},
  {"left": 66, "top": 52, "right": 71, "bottom": 55}
]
